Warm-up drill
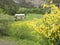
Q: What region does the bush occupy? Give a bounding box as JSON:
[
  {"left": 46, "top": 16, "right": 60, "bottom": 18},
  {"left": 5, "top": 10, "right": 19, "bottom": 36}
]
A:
[
  {"left": 34, "top": 3, "right": 60, "bottom": 45},
  {"left": 20, "top": 39, "right": 40, "bottom": 45},
  {"left": 17, "top": 8, "right": 27, "bottom": 14},
  {"left": 6, "top": 21, "right": 50, "bottom": 45},
  {"left": 17, "top": 8, "right": 46, "bottom": 14},
  {"left": 0, "top": 14, "right": 15, "bottom": 36},
  {"left": 0, "top": 8, "right": 5, "bottom": 14},
  {"left": 6, "top": 22, "right": 37, "bottom": 40},
  {"left": 0, "top": 14, "right": 15, "bottom": 23}
]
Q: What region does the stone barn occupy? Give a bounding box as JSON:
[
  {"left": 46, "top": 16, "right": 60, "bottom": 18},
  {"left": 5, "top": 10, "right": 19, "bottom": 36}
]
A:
[{"left": 15, "top": 14, "right": 25, "bottom": 20}]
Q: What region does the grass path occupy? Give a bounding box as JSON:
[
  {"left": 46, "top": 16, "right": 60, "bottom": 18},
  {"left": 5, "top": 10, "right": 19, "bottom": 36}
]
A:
[
  {"left": 0, "top": 39, "right": 19, "bottom": 45},
  {"left": 0, "top": 37, "right": 20, "bottom": 45}
]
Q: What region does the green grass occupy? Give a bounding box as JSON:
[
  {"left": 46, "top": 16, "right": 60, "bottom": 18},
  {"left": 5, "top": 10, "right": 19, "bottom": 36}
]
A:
[
  {"left": 0, "top": 36, "right": 40, "bottom": 45},
  {"left": 25, "top": 14, "right": 43, "bottom": 20},
  {"left": 0, "top": 14, "right": 44, "bottom": 45}
]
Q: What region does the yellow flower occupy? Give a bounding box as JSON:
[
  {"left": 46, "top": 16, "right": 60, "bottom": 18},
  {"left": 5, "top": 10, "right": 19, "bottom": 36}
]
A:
[
  {"left": 43, "top": 4, "right": 49, "bottom": 8},
  {"left": 51, "top": 43, "right": 54, "bottom": 45}
]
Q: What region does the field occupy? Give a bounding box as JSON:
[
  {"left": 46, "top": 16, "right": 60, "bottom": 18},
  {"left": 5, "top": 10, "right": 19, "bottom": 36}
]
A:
[{"left": 25, "top": 14, "right": 43, "bottom": 20}]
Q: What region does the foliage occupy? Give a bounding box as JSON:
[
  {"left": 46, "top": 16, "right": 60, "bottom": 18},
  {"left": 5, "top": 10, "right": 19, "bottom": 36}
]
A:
[
  {"left": 0, "top": 8, "right": 5, "bottom": 14},
  {"left": 20, "top": 39, "right": 40, "bottom": 45},
  {"left": 0, "top": 14, "right": 15, "bottom": 22},
  {"left": 17, "top": 8, "right": 46, "bottom": 14},
  {"left": 17, "top": 8, "right": 27, "bottom": 14},
  {"left": 0, "top": 14, "right": 15, "bottom": 36},
  {"left": 6, "top": 21, "right": 50, "bottom": 45},
  {"left": 34, "top": 1, "right": 60, "bottom": 45},
  {"left": 7, "top": 21, "right": 37, "bottom": 40},
  {"left": 0, "top": 0, "right": 19, "bottom": 15}
]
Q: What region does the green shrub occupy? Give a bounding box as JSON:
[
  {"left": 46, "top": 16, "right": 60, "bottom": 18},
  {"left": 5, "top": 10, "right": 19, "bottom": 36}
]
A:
[
  {"left": 17, "top": 8, "right": 46, "bottom": 14},
  {"left": 6, "top": 21, "right": 50, "bottom": 45},
  {"left": 6, "top": 22, "right": 36, "bottom": 40},
  {"left": 20, "top": 39, "right": 40, "bottom": 45},
  {"left": 34, "top": 3, "right": 60, "bottom": 45},
  {"left": 0, "top": 14, "right": 15, "bottom": 23},
  {"left": 0, "top": 8, "right": 5, "bottom": 14},
  {"left": 0, "top": 14, "right": 15, "bottom": 36},
  {"left": 17, "top": 8, "right": 27, "bottom": 14}
]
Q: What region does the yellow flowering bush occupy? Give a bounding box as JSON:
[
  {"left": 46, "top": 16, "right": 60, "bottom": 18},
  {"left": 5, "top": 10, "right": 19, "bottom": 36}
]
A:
[
  {"left": 35, "top": 13, "right": 60, "bottom": 45},
  {"left": 34, "top": 1, "right": 60, "bottom": 45}
]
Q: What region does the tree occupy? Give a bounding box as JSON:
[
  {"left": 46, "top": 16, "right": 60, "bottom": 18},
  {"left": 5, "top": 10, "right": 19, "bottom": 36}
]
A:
[{"left": 0, "top": 0, "right": 19, "bottom": 15}]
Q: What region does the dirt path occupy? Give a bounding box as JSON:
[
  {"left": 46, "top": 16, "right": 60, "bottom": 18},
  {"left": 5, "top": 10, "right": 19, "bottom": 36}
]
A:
[{"left": 0, "top": 39, "right": 20, "bottom": 45}]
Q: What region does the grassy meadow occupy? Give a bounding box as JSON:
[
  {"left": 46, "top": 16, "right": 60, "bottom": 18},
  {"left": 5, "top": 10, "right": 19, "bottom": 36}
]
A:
[{"left": 25, "top": 14, "right": 43, "bottom": 20}]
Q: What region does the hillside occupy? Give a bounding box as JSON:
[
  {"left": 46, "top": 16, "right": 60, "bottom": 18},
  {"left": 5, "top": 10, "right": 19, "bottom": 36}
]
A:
[{"left": 0, "top": 0, "right": 19, "bottom": 15}]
